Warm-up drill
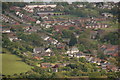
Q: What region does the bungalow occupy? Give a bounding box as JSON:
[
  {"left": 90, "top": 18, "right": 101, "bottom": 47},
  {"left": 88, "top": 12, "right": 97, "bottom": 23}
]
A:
[
  {"left": 41, "top": 16, "right": 48, "bottom": 20},
  {"left": 56, "top": 43, "right": 65, "bottom": 49},
  {"left": 90, "top": 30, "right": 98, "bottom": 39},
  {"left": 48, "top": 38, "right": 58, "bottom": 45},
  {"left": 45, "top": 48, "right": 52, "bottom": 53},
  {"left": 100, "top": 45, "right": 118, "bottom": 56},
  {"left": 28, "top": 26, "right": 41, "bottom": 33},
  {"left": 33, "top": 47, "right": 54, "bottom": 57},
  {"left": 85, "top": 56, "right": 94, "bottom": 62},
  {"left": 33, "top": 47, "right": 45, "bottom": 54},
  {"left": 93, "top": 58, "right": 101, "bottom": 65},
  {"left": 36, "top": 20, "right": 41, "bottom": 24},
  {"left": 102, "top": 13, "right": 113, "bottom": 18},
  {"left": 45, "top": 24, "right": 52, "bottom": 29},
  {"left": 2, "top": 28, "right": 11, "bottom": 33},
  {"left": 63, "top": 38, "right": 70, "bottom": 44},
  {"left": 52, "top": 63, "right": 67, "bottom": 72},
  {"left": 52, "top": 68, "right": 58, "bottom": 72},
  {"left": 100, "top": 61, "right": 109, "bottom": 70},
  {"left": 32, "top": 56, "right": 44, "bottom": 60},
  {"left": 74, "top": 52, "right": 85, "bottom": 58},
  {"left": 41, "top": 63, "right": 52, "bottom": 68},
  {"left": 8, "top": 34, "right": 18, "bottom": 42},
  {"left": 41, "top": 35, "right": 50, "bottom": 41},
  {"left": 23, "top": 26, "right": 31, "bottom": 31},
  {"left": 107, "top": 64, "right": 118, "bottom": 72}
]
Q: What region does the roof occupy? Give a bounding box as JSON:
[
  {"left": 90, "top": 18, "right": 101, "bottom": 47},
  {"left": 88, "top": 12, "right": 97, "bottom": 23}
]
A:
[
  {"left": 71, "top": 46, "right": 79, "bottom": 51},
  {"left": 76, "top": 52, "right": 84, "bottom": 56},
  {"left": 41, "top": 63, "right": 52, "bottom": 68},
  {"left": 34, "top": 47, "right": 44, "bottom": 52}
]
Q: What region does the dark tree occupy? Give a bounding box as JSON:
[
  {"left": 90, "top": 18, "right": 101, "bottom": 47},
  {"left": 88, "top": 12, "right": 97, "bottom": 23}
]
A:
[{"left": 69, "top": 34, "right": 77, "bottom": 46}]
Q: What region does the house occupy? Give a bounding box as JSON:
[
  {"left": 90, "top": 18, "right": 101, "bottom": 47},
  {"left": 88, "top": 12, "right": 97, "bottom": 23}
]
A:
[
  {"left": 48, "top": 38, "right": 58, "bottom": 45},
  {"left": 93, "top": 58, "right": 101, "bottom": 65},
  {"left": 36, "top": 20, "right": 41, "bottom": 24},
  {"left": 10, "top": 6, "right": 21, "bottom": 11},
  {"left": 23, "top": 26, "right": 31, "bottom": 31},
  {"left": 85, "top": 56, "right": 94, "bottom": 62},
  {"left": 41, "top": 35, "right": 50, "bottom": 41},
  {"left": 41, "top": 63, "right": 52, "bottom": 68},
  {"left": 8, "top": 34, "right": 18, "bottom": 42},
  {"left": 28, "top": 26, "right": 41, "bottom": 33},
  {"left": 52, "top": 63, "right": 66, "bottom": 72},
  {"left": 33, "top": 47, "right": 45, "bottom": 54},
  {"left": 52, "top": 68, "right": 58, "bottom": 72},
  {"left": 74, "top": 52, "right": 85, "bottom": 58},
  {"left": 66, "top": 46, "right": 79, "bottom": 54},
  {"left": 56, "top": 43, "right": 65, "bottom": 49},
  {"left": 102, "top": 13, "right": 113, "bottom": 18},
  {"left": 100, "top": 45, "right": 118, "bottom": 56},
  {"left": 2, "top": 28, "right": 11, "bottom": 33},
  {"left": 33, "top": 47, "right": 54, "bottom": 57},
  {"left": 107, "top": 64, "right": 118, "bottom": 72},
  {"left": 44, "top": 48, "right": 54, "bottom": 56},
  {"left": 45, "top": 24, "right": 51, "bottom": 28},
  {"left": 63, "top": 38, "right": 70, "bottom": 44},
  {"left": 100, "top": 61, "right": 109, "bottom": 70},
  {"left": 90, "top": 30, "right": 98, "bottom": 39},
  {"left": 41, "top": 16, "right": 48, "bottom": 20},
  {"left": 45, "top": 48, "right": 52, "bottom": 53},
  {"left": 32, "top": 56, "right": 44, "bottom": 60},
  {"left": 73, "top": 33, "right": 80, "bottom": 38}
]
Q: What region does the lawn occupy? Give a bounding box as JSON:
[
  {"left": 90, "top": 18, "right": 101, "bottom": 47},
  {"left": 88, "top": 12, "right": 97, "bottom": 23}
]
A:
[
  {"left": 50, "top": 15, "right": 78, "bottom": 19},
  {"left": 1, "top": 54, "right": 31, "bottom": 75}
]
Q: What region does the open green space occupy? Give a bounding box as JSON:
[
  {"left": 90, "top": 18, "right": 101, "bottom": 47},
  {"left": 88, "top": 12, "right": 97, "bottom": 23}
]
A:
[
  {"left": 1, "top": 54, "right": 31, "bottom": 75},
  {"left": 50, "top": 15, "right": 78, "bottom": 19}
]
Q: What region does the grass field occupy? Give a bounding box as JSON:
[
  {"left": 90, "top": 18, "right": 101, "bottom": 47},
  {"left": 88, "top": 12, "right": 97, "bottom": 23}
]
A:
[
  {"left": 1, "top": 54, "right": 31, "bottom": 75},
  {"left": 50, "top": 15, "right": 78, "bottom": 19}
]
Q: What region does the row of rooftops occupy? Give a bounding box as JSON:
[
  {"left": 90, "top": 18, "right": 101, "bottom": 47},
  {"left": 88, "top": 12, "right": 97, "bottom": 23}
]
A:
[
  {"left": 1, "top": 14, "right": 19, "bottom": 25},
  {"left": 15, "top": 11, "right": 36, "bottom": 22}
]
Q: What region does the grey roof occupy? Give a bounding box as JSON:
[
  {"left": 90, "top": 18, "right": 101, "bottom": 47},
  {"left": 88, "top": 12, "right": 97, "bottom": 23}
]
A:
[
  {"left": 34, "top": 47, "right": 44, "bottom": 52},
  {"left": 71, "top": 47, "right": 79, "bottom": 51},
  {"left": 41, "top": 63, "right": 52, "bottom": 67}
]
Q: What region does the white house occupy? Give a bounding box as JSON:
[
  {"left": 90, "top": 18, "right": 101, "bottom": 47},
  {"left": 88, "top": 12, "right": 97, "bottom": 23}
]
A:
[
  {"left": 36, "top": 20, "right": 41, "bottom": 24},
  {"left": 33, "top": 47, "right": 44, "bottom": 54},
  {"left": 45, "top": 48, "right": 52, "bottom": 53},
  {"left": 45, "top": 24, "right": 51, "bottom": 28},
  {"left": 41, "top": 35, "right": 50, "bottom": 41},
  {"left": 66, "top": 46, "right": 79, "bottom": 54},
  {"left": 9, "top": 36, "right": 18, "bottom": 42},
  {"left": 2, "top": 28, "right": 11, "bottom": 33}
]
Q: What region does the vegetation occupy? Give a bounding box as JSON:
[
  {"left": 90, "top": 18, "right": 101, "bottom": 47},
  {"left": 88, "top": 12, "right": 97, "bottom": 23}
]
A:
[
  {"left": 1, "top": 2, "right": 119, "bottom": 79},
  {"left": 1, "top": 54, "right": 31, "bottom": 75}
]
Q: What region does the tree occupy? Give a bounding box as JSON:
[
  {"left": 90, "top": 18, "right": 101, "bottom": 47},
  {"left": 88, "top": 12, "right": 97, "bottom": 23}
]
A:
[
  {"left": 69, "top": 27, "right": 75, "bottom": 30},
  {"left": 88, "top": 72, "right": 102, "bottom": 78},
  {"left": 62, "top": 30, "right": 72, "bottom": 38},
  {"left": 69, "top": 34, "right": 77, "bottom": 46},
  {"left": 101, "top": 31, "right": 120, "bottom": 45},
  {"left": 49, "top": 56, "right": 57, "bottom": 63},
  {"left": 79, "top": 57, "right": 87, "bottom": 63}
]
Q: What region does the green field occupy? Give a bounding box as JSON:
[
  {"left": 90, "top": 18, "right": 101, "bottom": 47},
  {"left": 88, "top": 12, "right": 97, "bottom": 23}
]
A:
[
  {"left": 1, "top": 54, "right": 31, "bottom": 75},
  {"left": 50, "top": 15, "right": 78, "bottom": 19}
]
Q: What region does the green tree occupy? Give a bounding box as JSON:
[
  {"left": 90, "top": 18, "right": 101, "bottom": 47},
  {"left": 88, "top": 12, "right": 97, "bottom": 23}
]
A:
[{"left": 69, "top": 34, "right": 77, "bottom": 46}]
